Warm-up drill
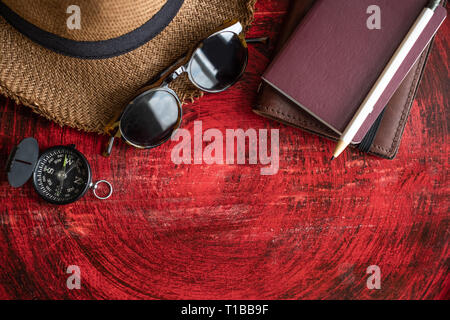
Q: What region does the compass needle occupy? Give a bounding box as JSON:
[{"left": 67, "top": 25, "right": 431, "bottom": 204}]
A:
[{"left": 65, "top": 160, "right": 80, "bottom": 175}]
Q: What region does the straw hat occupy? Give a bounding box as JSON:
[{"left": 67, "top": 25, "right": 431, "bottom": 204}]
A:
[{"left": 0, "top": 0, "right": 255, "bottom": 133}]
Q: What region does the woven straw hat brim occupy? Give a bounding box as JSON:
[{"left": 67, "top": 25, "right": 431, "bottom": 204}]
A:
[
  {"left": 0, "top": 0, "right": 256, "bottom": 134},
  {"left": 1, "top": 0, "right": 170, "bottom": 42}
]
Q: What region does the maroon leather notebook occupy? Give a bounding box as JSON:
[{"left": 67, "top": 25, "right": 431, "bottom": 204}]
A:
[{"left": 262, "top": 0, "right": 446, "bottom": 144}]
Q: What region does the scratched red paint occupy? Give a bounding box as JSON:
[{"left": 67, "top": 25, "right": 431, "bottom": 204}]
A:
[{"left": 0, "top": 0, "right": 448, "bottom": 300}]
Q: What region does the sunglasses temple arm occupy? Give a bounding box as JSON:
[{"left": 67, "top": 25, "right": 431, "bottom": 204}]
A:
[
  {"left": 245, "top": 37, "right": 270, "bottom": 45},
  {"left": 102, "top": 136, "right": 115, "bottom": 157}
]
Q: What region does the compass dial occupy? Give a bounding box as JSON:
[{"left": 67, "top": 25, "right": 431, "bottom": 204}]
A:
[{"left": 32, "top": 146, "right": 92, "bottom": 204}]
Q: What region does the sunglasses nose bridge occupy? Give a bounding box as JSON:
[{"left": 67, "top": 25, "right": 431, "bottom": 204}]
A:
[{"left": 162, "top": 65, "right": 187, "bottom": 87}]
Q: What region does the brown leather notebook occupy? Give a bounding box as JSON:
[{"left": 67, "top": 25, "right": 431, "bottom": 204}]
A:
[{"left": 254, "top": 0, "right": 444, "bottom": 159}]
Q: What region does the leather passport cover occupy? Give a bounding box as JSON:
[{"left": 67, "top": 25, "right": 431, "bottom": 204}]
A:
[
  {"left": 262, "top": 0, "right": 446, "bottom": 143},
  {"left": 254, "top": 0, "right": 446, "bottom": 159}
]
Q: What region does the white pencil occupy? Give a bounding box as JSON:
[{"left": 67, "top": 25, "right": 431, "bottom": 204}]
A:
[{"left": 332, "top": 0, "right": 441, "bottom": 160}]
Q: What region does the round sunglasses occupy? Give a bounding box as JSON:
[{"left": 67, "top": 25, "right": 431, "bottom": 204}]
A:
[{"left": 103, "top": 21, "right": 258, "bottom": 156}]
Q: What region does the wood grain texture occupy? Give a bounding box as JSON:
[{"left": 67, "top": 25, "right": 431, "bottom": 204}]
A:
[{"left": 0, "top": 0, "right": 448, "bottom": 300}]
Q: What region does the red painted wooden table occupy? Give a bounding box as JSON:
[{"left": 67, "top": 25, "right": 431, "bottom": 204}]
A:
[{"left": 0, "top": 1, "right": 448, "bottom": 300}]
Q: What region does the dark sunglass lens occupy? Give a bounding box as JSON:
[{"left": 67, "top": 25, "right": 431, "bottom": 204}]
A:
[
  {"left": 120, "top": 89, "right": 181, "bottom": 148},
  {"left": 189, "top": 31, "right": 248, "bottom": 92}
]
